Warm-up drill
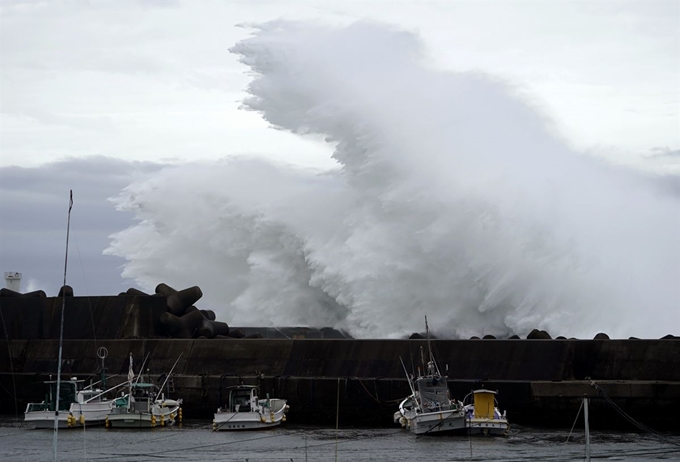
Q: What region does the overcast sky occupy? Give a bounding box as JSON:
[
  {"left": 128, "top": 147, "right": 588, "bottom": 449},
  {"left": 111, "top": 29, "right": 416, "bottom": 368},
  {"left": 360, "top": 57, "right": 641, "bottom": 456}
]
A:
[
  {"left": 1, "top": 1, "right": 678, "bottom": 336},
  {"left": 1, "top": 0, "right": 678, "bottom": 170}
]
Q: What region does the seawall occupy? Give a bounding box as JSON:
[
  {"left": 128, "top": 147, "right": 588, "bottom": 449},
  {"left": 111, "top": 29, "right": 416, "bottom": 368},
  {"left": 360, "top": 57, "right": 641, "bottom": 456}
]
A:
[
  {"left": 1, "top": 294, "right": 679, "bottom": 430},
  {"left": 1, "top": 338, "right": 678, "bottom": 430}
]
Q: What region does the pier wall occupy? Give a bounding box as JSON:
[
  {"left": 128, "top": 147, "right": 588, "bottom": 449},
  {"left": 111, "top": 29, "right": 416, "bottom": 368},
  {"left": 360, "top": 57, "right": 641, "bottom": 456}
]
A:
[
  {"left": 0, "top": 296, "right": 166, "bottom": 340},
  {"left": 1, "top": 338, "right": 678, "bottom": 430}
]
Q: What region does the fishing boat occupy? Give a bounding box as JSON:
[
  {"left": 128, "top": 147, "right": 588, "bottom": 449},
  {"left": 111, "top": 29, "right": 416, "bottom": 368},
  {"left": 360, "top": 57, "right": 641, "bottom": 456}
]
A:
[
  {"left": 462, "top": 389, "right": 509, "bottom": 435},
  {"left": 24, "top": 377, "right": 113, "bottom": 429},
  {"left": 393, "top": 317, "right": 466, "bottom": 435},
  {"left": 212, "top": 384, "right": 289, "bottom": 431},
  {"left": 106, "top": 355, "right": 183, "bottom": 429},
  {"left": 106, "top": 383, "right": 182, "bottom": 428}
]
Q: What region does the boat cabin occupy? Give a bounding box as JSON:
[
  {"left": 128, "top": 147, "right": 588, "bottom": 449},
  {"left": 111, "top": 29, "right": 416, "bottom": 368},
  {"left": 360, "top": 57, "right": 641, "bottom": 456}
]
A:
[
  {"left": 26, "top": 378, "right": 82, "bottom": 413},
  {"left": 415, "top": 374, "right": 452, "bottom": 412},
  {"left": 77, "top": 388, "right": 104, "bottom": 404},
  {"left": 472, "top": 389, "right": 496, "bottom": 419},
  {"left": 113, "top": 382, "right": 158, "bottom": 413},
  {"left": 131, "top": 383, "right": 158, "bottom": 408},
  {"left": 464, "top": 389, "right": 504, "bottom": 420},
  {"left": 225, "top": 385, "right": 258, "bottom": 413}
]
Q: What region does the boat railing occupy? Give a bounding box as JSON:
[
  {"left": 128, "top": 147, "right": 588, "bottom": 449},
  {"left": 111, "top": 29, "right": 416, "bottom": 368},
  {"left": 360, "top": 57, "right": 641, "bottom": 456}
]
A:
[{"left": 26, "top": 402, "right": 50, "bottom": 413}]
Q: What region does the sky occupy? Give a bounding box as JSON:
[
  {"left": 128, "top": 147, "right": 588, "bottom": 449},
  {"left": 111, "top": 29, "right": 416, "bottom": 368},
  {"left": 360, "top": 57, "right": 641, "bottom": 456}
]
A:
[
  {"left": 1, "top": 0, "right": 678, "bottom": 170},
  {"left": 0, "top": 0, "right": 678, "bottom": 338}
]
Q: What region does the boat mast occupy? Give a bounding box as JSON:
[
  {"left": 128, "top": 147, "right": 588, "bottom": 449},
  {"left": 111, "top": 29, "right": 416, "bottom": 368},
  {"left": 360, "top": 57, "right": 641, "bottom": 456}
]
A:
[
  {"left": 127, "top": 353, "right": 134, "bottom": 411},
  {"left": 53, "top": 190, "right": 73, "bottom": 461},
  {"left": 424, "top": 316, "right": 440, "bottom": 376},
  {"left": 158, "top": 352, "right": 184, "bottom": 398},
  {"left": 399, "top": 357, "right": 417, "bottom": 398}
]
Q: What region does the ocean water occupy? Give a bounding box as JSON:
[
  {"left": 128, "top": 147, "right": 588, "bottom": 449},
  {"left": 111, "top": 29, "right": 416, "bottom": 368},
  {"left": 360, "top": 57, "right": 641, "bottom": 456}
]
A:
[{"left": 1, "top": 418, "right": 679, "bottom": 461}]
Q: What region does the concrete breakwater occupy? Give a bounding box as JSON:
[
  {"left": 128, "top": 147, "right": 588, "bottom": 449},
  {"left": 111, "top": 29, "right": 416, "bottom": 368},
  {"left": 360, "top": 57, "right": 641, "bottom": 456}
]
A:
[
  {"left": 0, "top": 292, "right": 679, "bottom": 430},
  {"left": 1, "top": 338, "right": 679, "bottom": 430}
]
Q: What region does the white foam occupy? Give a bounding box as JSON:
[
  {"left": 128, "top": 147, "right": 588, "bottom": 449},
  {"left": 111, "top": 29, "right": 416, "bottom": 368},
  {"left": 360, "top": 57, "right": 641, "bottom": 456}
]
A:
[{"left": 106, "top": 21, "right": 680, "bottom": 339}]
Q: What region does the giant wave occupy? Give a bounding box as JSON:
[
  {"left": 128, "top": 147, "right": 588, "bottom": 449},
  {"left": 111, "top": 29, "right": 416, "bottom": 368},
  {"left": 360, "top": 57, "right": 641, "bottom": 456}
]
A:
[{"left": 106, "top": 21, "right": 680, "bottom": 339}]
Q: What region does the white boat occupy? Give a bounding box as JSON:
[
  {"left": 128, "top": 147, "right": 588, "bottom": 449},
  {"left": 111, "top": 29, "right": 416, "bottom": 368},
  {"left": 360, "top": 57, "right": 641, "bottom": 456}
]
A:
[
  {"left": 106, "top": 355, "right": 183, "bottom": 429},
  {"left": 462, "top": 389, "right": 509, "bottom": 435},
  {"left": 107, "top": 384, "right": 182, "bottom": 428},
  {"left": 213, "top": 384, "right": 289, "bottom": 431},
  {"left": 393, "top": 317, "right": 466, "bottom": 435},
  {"left": 24, "top": 377, "right": 114, "bottom": 429}
]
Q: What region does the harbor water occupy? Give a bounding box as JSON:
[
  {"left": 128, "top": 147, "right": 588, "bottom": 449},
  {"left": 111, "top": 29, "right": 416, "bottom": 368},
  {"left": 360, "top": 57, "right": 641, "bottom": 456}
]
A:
[{"left": 1, "top": 418, "right": 679, "bottom": 461}]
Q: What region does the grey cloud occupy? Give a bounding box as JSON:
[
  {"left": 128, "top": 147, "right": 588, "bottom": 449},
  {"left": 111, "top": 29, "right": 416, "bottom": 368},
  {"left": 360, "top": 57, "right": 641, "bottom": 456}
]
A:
[
  {"left": 647, "top": 147, "right": 680, "bottom": 158},
  {"left": 0, "top": 156, "right": 166, "bottom": 296}
]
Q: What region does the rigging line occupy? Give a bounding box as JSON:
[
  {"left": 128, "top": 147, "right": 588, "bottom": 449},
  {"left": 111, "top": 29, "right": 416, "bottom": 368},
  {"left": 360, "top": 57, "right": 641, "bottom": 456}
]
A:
[
  {"left": 272, "top": 327, "right": 291, "bottom": 339},
  {"left": 0, "top": 380, "right": 19, "bottom": 401},
  {"left": 565, "top": 398, "right": 584, "bottom": 443},
  {"left": 0, "top": 307, "right": 19, "bottom": 420},
  {"left": 89, "top": 440, "right": 680, "bottom": 462},
  {"left": 355, "top": 378, "right": 384, "bottom": 405},
  {"left": 335, "top": 377, "right": 340, "bottom": 462},
  {"left": 80, "top": 406, "right": 87, "bottom": 462},
  {"left": 415, "top": 409, "right": 465, "bottom": 437},
  {"left": 53, "top": 189, "right": 73, "bottom": 462},
  {"left": 89, "top": 427, "right": 402, "bottom": 461},
  {"left": 586, "top": 446, "right": 680, "bottom": 460},
  {"left": 88, "top": 428, "right": 180, "bottom": 452},
  {"left": 158, "top": 352, "right": 183, "bottom": 396},
  {"left": 88, "top": 431, "right": 288, "bottom": 459},
  {"left": 285, "top": 429, "right": 404, "bottom": 452},
  {"left": 71, "top": 229, "right": 98, "bottom": 351},
  {"left": 211, "top": 408, "right": 243, "bottom": 432},
  {"left": 133, "top": 352, "right": 151, "bottom": 386},
  {"left": 468, "top": 423, "right": 473, "bottom": 461},
  {"left": 590, "top": 381, "right": 680, "bottom": 447},
  {"left": 428, "top": 330, "right": 445, "bottom": 377}
]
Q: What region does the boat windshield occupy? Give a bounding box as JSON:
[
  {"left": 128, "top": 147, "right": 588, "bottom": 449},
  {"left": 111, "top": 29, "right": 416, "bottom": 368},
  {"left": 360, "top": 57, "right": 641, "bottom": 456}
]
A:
[{"left": 131, "top": 383, "right": 156, "bottom": 400}]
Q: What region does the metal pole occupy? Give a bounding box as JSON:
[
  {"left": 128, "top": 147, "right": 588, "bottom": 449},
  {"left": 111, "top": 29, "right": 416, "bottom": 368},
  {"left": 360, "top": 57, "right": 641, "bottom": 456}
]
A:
[
  {"left": 584, "top": 397, "right": 591, "bottom": 462},
  {"left": 53, "top": 190, "right": 73, "bottom": 462}
]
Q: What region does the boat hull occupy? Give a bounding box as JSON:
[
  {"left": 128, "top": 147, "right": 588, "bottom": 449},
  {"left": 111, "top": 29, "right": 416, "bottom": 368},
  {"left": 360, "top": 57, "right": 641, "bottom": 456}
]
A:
[
  {"left": 213, "top": 408, "right": 286, "bottom": 431},
  {"left": 107, "top": 401, "right": 181, "bottom": 429},
  {"left": 107, "top": 411, "right": 156, "bottom": 429},
  {"left": 466, "top": 418, "right": 509, "bottom": 435},
  {"left": 402, "top": 409, "right": 467, "bottom": 435},
  {"left": 395, "top": 394, "right": 467, "bottom": 435},
  {"left": 107, "top": 408, "right": 180, "bottom": 429},
  {"left": 68, "top": 401, "right": 113, "bottom": 427},
  {"left": 24, "top": 410, "right": 68, "bottom": 429}
]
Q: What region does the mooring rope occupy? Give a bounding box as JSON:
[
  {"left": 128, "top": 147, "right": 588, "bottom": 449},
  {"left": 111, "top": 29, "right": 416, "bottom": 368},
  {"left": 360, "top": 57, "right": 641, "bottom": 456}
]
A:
[
  {"left": 590, "top": 380, "right": 680, "bottom": 448},
  {"left": 565, "top": 397, "right": 584, "bottom": 443},
  {"left": 72, "top": 229, "right": 98, "bottom": 351}
]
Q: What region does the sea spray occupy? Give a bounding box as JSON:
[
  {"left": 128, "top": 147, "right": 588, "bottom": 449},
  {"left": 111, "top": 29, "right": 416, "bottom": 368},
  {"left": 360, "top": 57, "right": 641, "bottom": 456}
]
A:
[{"left": 106, "top": 21, "right": 680, "bottom": 339}]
